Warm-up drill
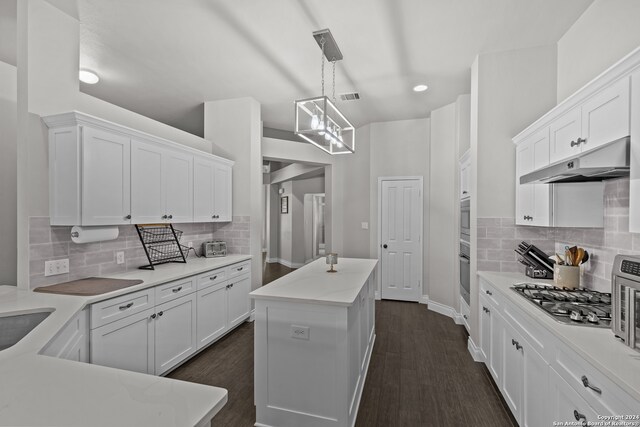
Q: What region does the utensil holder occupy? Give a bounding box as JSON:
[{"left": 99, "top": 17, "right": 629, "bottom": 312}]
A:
[{"left": 554, "top": 265, "right": 580, "bottom": 289}]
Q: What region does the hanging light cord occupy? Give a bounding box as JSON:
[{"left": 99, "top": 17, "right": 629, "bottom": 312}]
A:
[
  {"left": 332, "top": 59, "right": 337, "bottom": 103},
  {"left": 320, "top": 37, "right": 325, "bottom": 97}
]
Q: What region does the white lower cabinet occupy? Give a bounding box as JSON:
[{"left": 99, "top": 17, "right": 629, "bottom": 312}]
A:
[
  {"left": 90, "top": 261, "right": 251, "bottom": 375},
  {"left": 479, "top": 295, "right": 503, "bottom": 385},
  {"left": 154, "top": 293, "right": 197, "bottom": 375},
  {"left": 91, "top": 308, "right": 155, "bottom": 374},
  {"left": 42, "top": 308, "right": 89, "bottom": 363},
  {"left": 549, "top": 367, "right": 599, "bottom": 427}
]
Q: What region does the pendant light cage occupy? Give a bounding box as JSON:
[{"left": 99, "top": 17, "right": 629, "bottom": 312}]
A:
[{"left": 294, "top": 29, "right": 355, "bottom": 155}]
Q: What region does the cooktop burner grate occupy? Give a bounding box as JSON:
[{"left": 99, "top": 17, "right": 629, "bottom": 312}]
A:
[{"left": 511, "top": 283, "right": 612, "bottom": 328}]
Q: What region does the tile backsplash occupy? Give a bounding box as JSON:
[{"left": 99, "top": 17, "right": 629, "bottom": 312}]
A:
[
  {"left": 29, "top": 216, "right": 250, "bottom": 289},
  {"left": 477, "top": 177, "right": 639, "bottom": 293}
]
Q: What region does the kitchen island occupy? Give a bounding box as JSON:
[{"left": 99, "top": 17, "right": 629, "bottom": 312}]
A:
[{"left": 250, "top": 257, "right": 378, "bottom": 427}]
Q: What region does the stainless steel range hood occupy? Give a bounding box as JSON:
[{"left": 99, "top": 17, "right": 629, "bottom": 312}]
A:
[{"left": 520, "top": 137, "right": 630, "bottom": 184}]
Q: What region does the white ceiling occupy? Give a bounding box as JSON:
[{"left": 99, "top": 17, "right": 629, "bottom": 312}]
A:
[{"left": 67, "top": 1, "right": 593, "bottom": 136}]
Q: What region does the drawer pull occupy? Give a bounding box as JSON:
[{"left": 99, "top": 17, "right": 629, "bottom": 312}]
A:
[
  {"left": 482, "top": 306, "right": 490, "bottom": 313},
  {"left": 237, "top": 267, "right": 244, "bottom": 271},
  {"left": 573, "top": 410, "right": 587, "bottom": 426},
  {"left": 511, "top": 339, "right": 522, "bottom": 351},
  {"left": 172, "top": 286, "right": 182, "bottom": 293},
  {"left": 463, "top": 314, "right": 468, "bottom": 319},
  {"left": 485, "top": 290, "right": 492, "bottom": 296},
  {"left": 119, "top": 302, "right": 134, "bottom": 310},
  {"left": 158, "top": 311, "right": 164, "bottom": 317},
  {"left": 581, "top": 375, "right": 602, "bottom": 394},
  {"left": 209, "top": 276, "right": 218, "bottom": 281},
  {"left": 150, "top": 313, "right": 156, "bottom": 320}
]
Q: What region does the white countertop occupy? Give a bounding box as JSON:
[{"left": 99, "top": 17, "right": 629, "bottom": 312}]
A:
[
  {"left": 0, "top": 255, "right": 250, "bottom": 426},
  {"left": 250, "top": 258, "right": 378, "bottom": 306},
  {"left": 478, "top": 270, "right": 640, "bottom": 403}
]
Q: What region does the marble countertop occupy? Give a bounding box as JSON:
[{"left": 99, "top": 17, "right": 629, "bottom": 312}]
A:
[
  {"left": 0, "top": 255, "right": 251, "bottom": 426},
  {"left": 478, "top": 270, "right": 640, "bottom": 403},
  {"left": 250, "top": 258, "right": 378, "bottom": 306}
]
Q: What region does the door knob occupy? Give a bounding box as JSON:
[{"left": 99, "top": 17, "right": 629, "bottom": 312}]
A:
[{"left": 383, "top": 244, "right": 388, "bottom": 249}]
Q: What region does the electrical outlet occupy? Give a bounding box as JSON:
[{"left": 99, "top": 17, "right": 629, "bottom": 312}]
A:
[
  {"left": 188, "top": 241, "right": 193, "bottom": 248},
  {"left": 361, "top": 222, "right": 369, "bottom": 230},
  {"left": 44, "top": 259, "right": 69, "bottom": 277},
  {"left": 290, "top": 325, "right": 310, "bottom": 340},
  {"left": 116, "top": 251, "right": 125, "bottom": 265}
]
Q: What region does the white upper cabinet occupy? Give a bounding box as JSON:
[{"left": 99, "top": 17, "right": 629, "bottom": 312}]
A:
[
  {"left": 549, "top": 109, "right": 582, "bottom": 163},
  {"left": 81, "top": 126, "right": 131, "bottom": 225},
  {"left": 43, "top": 112, "right": 232, "bottom": 226},
  {"left": 193, "top": 157, "right": 232, "bottom": 222},
  {"left": 459, "top": 150, "right": 471, "bottom": 200},
  {"left": 516, "top": 128, "right": 551, "bottom": 226}
]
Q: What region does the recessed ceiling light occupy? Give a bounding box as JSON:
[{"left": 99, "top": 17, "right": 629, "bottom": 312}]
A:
[
  {"left": 413, "top": 84, "right": 428, "bottom": 92},
  {"left": 79, "top": 69, "right": 100, "bottom": 84}
]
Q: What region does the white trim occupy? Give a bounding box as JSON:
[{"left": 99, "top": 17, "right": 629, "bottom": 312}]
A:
[
  {"left": 453, "top": 313, "right": 464, "bottom": 325},
  {"left": 419, "top": 294, "right": 429, "bottom": 304},
  {"left": 425, "top": 297, "right": 458, "bottom": 320},
  {"left": 377, "top": 176, "right": 424, "bottom": 302},
  {"left": 348, "top": 334, "right": 375, "bottom": 427},
  {"left": 374, "top": 291, "right": 380, "bottom": 300},
  {"left": 265, "top": 257, "right": 279, "bottom": 264},
  {"left": 248, "top": 309, "right": 255, "bottom": 322},
  {"left": 467, "top": 337, "right": 484, "bottom": 362}
]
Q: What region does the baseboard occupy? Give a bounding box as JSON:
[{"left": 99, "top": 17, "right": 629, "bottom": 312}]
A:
[
  {"left": 453, "top": 313, "right": 464, "bottom": 325},
  {"left": 265, "top": 257, "right": 279, "bottom": 263},
  {"left": 277, "top": 258, "right": 305, "bottom": 269},
  {"left": 425, "top": 297, "right": 458, "bottom": 320},
  {"left": 248, "top": 309, "right": 255, "bottom": 322},
  {"left": 467, "top": 337, "right": 484, "bottom": 362},
  {"left": 419, "top": 294, "right": 429, "bottom": 304},
  {"left": 374, "top": 291, "right": 380, "bottom": 300}
]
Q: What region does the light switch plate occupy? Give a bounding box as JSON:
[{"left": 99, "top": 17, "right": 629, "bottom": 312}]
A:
[
  {"left": 291, "top": 325, "right": 310, "bottom": 340},
  {"left": 361, "top": 222, "right": 369, "bottom": 230}
]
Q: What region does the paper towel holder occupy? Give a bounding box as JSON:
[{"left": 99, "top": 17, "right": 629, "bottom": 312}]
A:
[{"left": 70, "top": 225, "right": 119, "bottom": 244}]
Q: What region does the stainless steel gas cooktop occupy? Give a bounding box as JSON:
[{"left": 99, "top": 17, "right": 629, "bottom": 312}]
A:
[{"left": 511, "top": 283, "right": 612, "bottom": 328}]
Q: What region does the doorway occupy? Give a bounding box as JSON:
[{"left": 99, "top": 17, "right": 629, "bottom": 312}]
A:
[
  {"left": 304, "top": 193, "right": 325, "bottom": 263},
  {"left": 378, "top": 177, "right": 423, "bottom": 302}
]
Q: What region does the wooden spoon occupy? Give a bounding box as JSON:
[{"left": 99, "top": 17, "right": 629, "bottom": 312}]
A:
[
  {"left": 576, "top": 248, "right": 585, "bottom": 266},
  {"left": 569, "top": 246, "right": 579, "bottom": 266}
]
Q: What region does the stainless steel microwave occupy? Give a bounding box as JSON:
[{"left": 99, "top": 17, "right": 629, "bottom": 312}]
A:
[
  {"left": 612, "top": 255, "right": 640, "bottom": 352},
  {"left": 460, "top": 199, "right": 470, "bottom": 242}
]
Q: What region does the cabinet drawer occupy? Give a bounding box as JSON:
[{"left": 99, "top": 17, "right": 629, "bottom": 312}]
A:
[
  {"left": 155, "top": 277, "right": 195, "bottom": 304},
  {"left": 227, "top": 261, "right": 250, "bottom": 279},
  {"left": 197, "top": 268, "right": 227, "bottom": 290},
  {"left": 552, "top": 346, "right": 636, "bottom": 415},
  {"left": 503, "top": 303, "right": 553, "bottom": 360},
  {"left": 90, "top": 288, "right": 154, "bottom": 329},
  {"left": 479, "top": 279, "right": 501, "bottom": 308}
]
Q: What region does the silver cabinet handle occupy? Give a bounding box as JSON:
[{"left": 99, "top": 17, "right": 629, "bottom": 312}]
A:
[
  {"left": 172, "top": 286, "right": 182, "bottom": 293},
  {"left": 237, "top": 267, "right": 243, "bottom": 271},
  {"left": 485, "top": 290, "right": 492, "bottom": 295},
  {"left": 150, "top": 313, "right": 156, "bottom": 319},
  {"left": 512, "top": 339, "right": 522, "bottom": 350},
  {"left": 162, "top": 215, "right": 168, "bottom": 219},
  {"left": 119, "top": 302, "right": 134, "bottom": 310},
  {"left": 570, "top": 140, "right": 580, "bottom": 147},
  {"left": 157, "top": 311, "right": 163, "bottom": 317},
  {"left": 168, "top": 214, "right": 173, "bottom": 219},
  {"left": 229, "top": 283, "right": 234, "bottom": 288},
  {"left": 125, "top": 214, "right": 131, "bottom": 220},
  {"left": 462, "top": 191, "right": 468, "bottom": 194},
  {"left": 209, "top": 276, "right": 218, "bottom": 280},
  {"left": 581, "top": 375, "right": 602, "bottom": 394},
  {"left": 482, "top": 306, "right": 490, "bottom": 313},
  {"left": 463, "top": 314, "right": 468, "bottom": 319},
  {"left": 574, "top": 410, "right": 587, "bottom": 426}
]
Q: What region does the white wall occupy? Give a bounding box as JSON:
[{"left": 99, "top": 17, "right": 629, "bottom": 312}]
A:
[
  {"left": 0, "top": 61, "right": 17, "bottom": 285},
  {"left": 429, "top": 103, "right": 457, "bottom": 308},
  {"left": 278, "top": 181, "right": 293, "bottom": 266},
  {"left": 557, "top": 0, "right": 640, "bottom": 102}
]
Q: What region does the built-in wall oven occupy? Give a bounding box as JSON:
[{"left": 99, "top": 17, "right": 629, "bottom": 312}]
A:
[
  {"left": 459, "top": 240, "right": 470, "bottom": 305},
  {"left": 460, "top": 199, "right": 470, "bottom": 241},
  {"left": 612, "top": 255, "right": 640, "bottom": 352}
]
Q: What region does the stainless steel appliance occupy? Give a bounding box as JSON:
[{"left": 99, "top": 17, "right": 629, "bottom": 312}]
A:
[
  {"left": 511, "top": 283, "right": 611, "bottom": 328},
  {"left": 612, "top": 255, "right": 640, "bottom": 351},
  {"left": 459, "top": 240, "right": 470, "bottom": 305},
  {"left": 460, "top": 199, "right": 470, "bottom": 242},
  {"left": 202, "top": 241, "right": 227, "bottom": 258},
  {"left": 514, "top": 241, "right": 554, "bottom": 279}
]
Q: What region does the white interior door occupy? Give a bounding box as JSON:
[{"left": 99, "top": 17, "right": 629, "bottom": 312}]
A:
[{"left": 380, "top": 178, "right": 422, "bottom": 302}]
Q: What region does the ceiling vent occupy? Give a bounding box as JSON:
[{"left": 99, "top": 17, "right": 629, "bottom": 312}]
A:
[{"left": 340, "top": 92, "right": 360, "bottom": 101}]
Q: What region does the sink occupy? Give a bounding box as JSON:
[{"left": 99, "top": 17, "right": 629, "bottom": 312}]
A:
[{"left": 0, "top": 310, "right": 52, "bottom": 351}]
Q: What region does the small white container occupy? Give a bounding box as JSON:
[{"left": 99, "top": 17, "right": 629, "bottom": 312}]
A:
[{"left": 554, "top": 264, "right": 580, "bottom": 289}]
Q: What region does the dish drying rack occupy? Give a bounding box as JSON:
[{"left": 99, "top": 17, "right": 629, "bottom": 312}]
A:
[{"left": 135, "top": 224, "right": 188, "bottom": 270}]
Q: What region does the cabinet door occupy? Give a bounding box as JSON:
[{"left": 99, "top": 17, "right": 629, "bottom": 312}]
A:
[
  {"left": 522, "top": 339, "right": 549, "bottom": 427},
  {"left": 81, "top": 126, "right": 131, "bottom": 225},
  {"left": 502, "top": 323, "right": 524, "bottom": 423},
  {"left": 213, "top": 162, "right": 232, "bottom": 222},
  {"left": 227, "top": 275, "right": 250, "bottom": 328},
  {"left": 531, "top": 129, "right": 551, "bottom": 226},
  {"left": 515, "top": 142, "right": 534, "bottom": 225},
  {"left": 549, "top": 368, "right": 599, "bottom": 427},
  {"left": 550, "top": 109, "right": 581, "bottom": 163},
  {"left": 163, "top": 149, "right": 193, "bottom": 223},
  {"left": 581, "top": 77, "right": 630, "bottom": 152},
  {"left": 154, "top": 293, "right": 197, "bottom": 375},
  {"left": 131, "top": 139, "right": 165, "bottom": 223},
  {"left": 42, "top": 308, "right": 89, "bottom": 363},
  {"left": 196, "top": 283, "right": 228, "bottom": 349},
  {"left": 479, "top": 296, "right": 492, "bottom": 362},
  {"left": 488, "top": 307, "right": 503, "bottom": 385},
  {"left": 90, "top": 308, "right": 155, "bottom": 374},
  {"left": 460, "top": 162, "right": 470, "bottom": 199},
  {"left": 193, "top": 157, "right": 215, "bottom": 222}
]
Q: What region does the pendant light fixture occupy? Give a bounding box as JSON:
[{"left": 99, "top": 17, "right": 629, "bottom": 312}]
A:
[{"left": 295, "top": 29, "right": 355, "bottom": 155}]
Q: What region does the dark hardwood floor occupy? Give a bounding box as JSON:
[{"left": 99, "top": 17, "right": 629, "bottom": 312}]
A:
[
  {"left": 261, "top": 252, "right": 296, "bottom": 285},
  {"left": 168, "top": 300, "right": 516, "bottom": 427}
]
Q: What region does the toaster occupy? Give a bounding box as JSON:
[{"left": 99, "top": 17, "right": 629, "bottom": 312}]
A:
[{"left": 202, "top": 241, "right": 227, "bottom": 258}]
